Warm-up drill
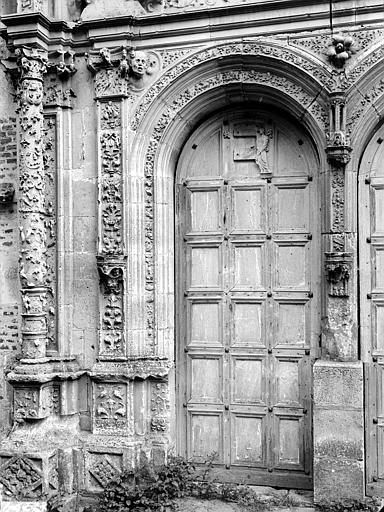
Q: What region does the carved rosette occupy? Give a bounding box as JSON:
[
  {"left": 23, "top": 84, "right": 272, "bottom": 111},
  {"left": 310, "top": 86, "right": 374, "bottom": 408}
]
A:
[
  {"left": 17, "top": 47, "right": 49, "bottom": 360},
  {"left": 325, "top": 252, "right": 353, "bottom": 297}
]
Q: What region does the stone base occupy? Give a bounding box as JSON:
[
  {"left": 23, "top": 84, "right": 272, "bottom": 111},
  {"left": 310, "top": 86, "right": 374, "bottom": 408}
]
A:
[{"left": 313, "top": 360, "right": 364, "bottom": 502}]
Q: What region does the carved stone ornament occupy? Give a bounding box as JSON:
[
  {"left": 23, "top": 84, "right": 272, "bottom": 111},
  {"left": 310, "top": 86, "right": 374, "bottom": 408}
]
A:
[
  {"left": 93, "top": 382, "right": 128, "bottom": 433},
  {"left": 13, "top": 383, "right": 60, "bottom": 422},
  {"left": 87, "top": 47, "right": 162, "bottom": 96},
  {"left": 150, "top": 381, "right": 169, "bottom": 432},
  {"left": 326, "top": 35, "right": 357, "bottom": 68},
  {"left": 97, "top": 256, "right": 126, "bottom": 359},
  {"left": 0, "top": 183, "right": 15, "bottom": 204},
  {"left": 16, "top": 47, "right": 52, "bottom": 361},
  {"left": 47, "top": 51, "right": 77, "bottom": 81},
  {"left": 325, "top": 252, "right": 353, "bottom": 297},
  {"left": 326, "top": 95, "right": 351, "bottom": 165},
  {"left": 0, "top": 456, "right": 42, "bottom": 499}
]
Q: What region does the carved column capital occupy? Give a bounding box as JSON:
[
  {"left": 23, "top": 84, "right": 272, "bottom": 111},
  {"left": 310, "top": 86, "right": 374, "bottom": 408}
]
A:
[{"left": 16, "top": 47, "right": 48, "bottom": 82}]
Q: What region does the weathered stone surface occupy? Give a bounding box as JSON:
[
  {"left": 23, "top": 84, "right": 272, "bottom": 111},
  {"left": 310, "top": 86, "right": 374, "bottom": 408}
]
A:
[
  {"left": 313, "top": 360, "right": 363, "bottom": 409},
  {"left": 313, "top": 457, "right": 365, "bottom": 502},
  {"left": 313, "top": 361, "right": 364, "bottom": 502}
]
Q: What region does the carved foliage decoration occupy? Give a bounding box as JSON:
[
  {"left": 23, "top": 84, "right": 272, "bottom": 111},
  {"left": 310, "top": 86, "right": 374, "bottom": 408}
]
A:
[
  {"left": 97, "top": 96, "right": 126, "bottom": 360},
  {"left": 331, "top": 171, "right": 345, "bottom": 233},
  {"left": 97, "top": 258, "right": 126, "bottom": 359},
  {"left": 99, "top": 101, "right": 123, "bottom": 255},
  {"left": 93, "top": 383, "right": 128, "bottom": 433}
]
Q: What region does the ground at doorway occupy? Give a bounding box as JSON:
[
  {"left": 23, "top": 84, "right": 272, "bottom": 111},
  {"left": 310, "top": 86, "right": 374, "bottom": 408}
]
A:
[
  {"left": 175, "top": 486, "right": 315, "bottom": 511},
  {"left": 175, "top": 498, "right": 315, "bottom": 511}
]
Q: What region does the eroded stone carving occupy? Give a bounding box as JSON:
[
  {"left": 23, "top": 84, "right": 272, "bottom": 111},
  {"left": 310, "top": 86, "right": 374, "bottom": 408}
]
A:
[
  {"left": 94, "top": 383, "right": 128, "bottom": 432},
  {"left": 87, "top": 47, "right": 161, "bottom": 96},
  {"left": 325, "top": 253, "right": 353, "bottom": 297},
  {"left": 97, "top": 257, "right": 126, "bottom": 359},
  {"left": 17, "top": 0, "right": 45, "bottom": 13},
  {"left": 150, "top": 382, "right": 169, "bottom": 432},
  {"left": 16, "top": 47, "right": 50, "bottom": 361},
  {"left": 331, "top": 171, "right": 345, "bottom": 233},
  {"left": 89, "top": 457, "right": 120, "bottom": 488},
  {"left": 13, "top": 384, "right": 60, "bottom": 421},
  {"left": 0, "top": 457, "right": 42, "bottom": 499},
  {"left": 97, "top": 95, "right": 126, "bottom": 360}
]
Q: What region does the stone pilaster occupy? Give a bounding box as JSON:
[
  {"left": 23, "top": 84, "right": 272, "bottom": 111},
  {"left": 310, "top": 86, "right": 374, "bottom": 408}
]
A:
[
  {"left": 314, "top": 92, "right": 364, "bottom": 502},
  {"left": 17, "top": 47, "right": 49, "bottom": 362}
]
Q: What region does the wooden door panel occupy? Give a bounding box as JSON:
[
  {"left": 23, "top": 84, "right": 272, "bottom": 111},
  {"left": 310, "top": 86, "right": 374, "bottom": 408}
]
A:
[
  {"left": 232, "top": 301, "right": 264, "bottom": 347},
  {"left": 275, "top": 300, "right": 307, "bottom": 346},
  {"left": 232, "top": 244, "right": 265, "bottom": 290},
  {"left": 231, "top": 414, "right": 264, "bottom": 466},
  {"left": 189, "top": 300, "right": 222, "bottom": 347},
  {"left": 189, "top": 356, "right": 224, "bottom": 403},
  {"left": 177, "top": 111, "right": 319, "bottom": 488},
  {"left": 275, "top": 243, "right": 309, "bottom": 289},
  {"left": 275, "top": 415, "right": 304, "bottom": 469},
  {"left": 275, "top": 184, "right": 310, "bottom": 232},
  {"left": 189, "top": 412, "right": 224, "bottom": 462},
  {"left": 231, "top": 357, "right": 265, "bottom": 404},
  {"left": 189, "top": 244, "right": 222, "bottom": 289},
  {"left": 190, "top": 189, "right": 221, "bottom": 232},
  {"left": 230, "top": 186, "right": 265, "bottom": 233},
  {"left": 372, "top": 186, "right": 384, "bottom": 234},
  {"left": 373, "top": 247, "right": 384, "bottom": 290}
]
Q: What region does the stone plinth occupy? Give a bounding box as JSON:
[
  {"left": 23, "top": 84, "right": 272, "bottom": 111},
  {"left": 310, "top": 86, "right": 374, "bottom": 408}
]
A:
[{"left": 313, "top": 360, "right": 364, "bottom": 502}]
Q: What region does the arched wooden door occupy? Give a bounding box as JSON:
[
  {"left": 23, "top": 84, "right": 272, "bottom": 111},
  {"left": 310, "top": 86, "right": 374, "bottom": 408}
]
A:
[
  {"left": 175, "top": 109, "right": 320, "bottom": 488},
  {"left": 360, "top": 123, "right": 384, "bottom": 496}
]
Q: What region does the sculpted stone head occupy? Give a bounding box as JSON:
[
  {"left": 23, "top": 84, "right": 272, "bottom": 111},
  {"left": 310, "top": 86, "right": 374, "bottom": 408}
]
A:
[{"left": 130, "top": 51, "right": 149, "bottom": 77}]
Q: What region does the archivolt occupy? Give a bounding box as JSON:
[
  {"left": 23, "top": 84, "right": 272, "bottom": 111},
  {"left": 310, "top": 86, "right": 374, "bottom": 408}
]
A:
[{"left": 129, "top": 39, "right": 332, "bottom": 348}]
